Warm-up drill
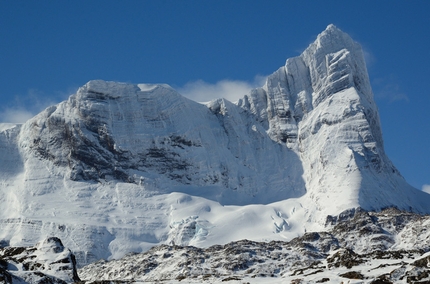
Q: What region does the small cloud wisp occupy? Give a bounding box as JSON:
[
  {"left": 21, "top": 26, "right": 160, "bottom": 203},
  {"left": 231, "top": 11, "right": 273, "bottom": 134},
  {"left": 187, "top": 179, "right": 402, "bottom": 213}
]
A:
[
  {"left": 372, "top": 76, "right": 410, "bottom": 103},
  {"left": 0, "top": 108, "right": 35, "bottom": 124},
  {"left": 0, "top": 88, "right": 69, "bottom": 124},
  {"left": 177, "top": 75, "right": 267, "bottom": 103}
]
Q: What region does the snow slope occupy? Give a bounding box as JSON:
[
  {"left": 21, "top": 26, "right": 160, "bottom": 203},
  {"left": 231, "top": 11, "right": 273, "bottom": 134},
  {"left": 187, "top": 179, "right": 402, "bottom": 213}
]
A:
[{"left": 0, "top": 24, "right": 429, "bottom": 267}]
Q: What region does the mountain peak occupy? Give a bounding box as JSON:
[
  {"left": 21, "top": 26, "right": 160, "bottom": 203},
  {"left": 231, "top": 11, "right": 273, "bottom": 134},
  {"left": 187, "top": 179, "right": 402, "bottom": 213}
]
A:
[
  {"left": 1, "top": 25, "right": 429, "bottom": 267},
  {"left": 324, "top": 23, "right": 343, "bottom": 35},
  {"left": 314, "top": 24, "right": 355, "bottom": 51}
]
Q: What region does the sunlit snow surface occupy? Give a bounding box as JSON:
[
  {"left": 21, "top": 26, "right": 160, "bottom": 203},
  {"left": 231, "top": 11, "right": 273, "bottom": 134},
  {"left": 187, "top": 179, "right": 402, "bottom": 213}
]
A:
[{"left": 1, "top": 24, "right": 430, "bottom": 268}]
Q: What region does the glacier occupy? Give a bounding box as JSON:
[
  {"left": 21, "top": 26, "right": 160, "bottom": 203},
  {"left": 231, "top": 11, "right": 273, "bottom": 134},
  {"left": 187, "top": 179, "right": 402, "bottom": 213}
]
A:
[{"left": 1, "top": 24, "right": 429, "bottom": 267}]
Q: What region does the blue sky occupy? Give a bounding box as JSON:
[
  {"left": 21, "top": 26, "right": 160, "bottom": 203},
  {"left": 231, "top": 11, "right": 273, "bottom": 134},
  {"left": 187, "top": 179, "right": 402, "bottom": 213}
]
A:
[{"left": 1, "top": 0, "right": 429, "bottom": 191}]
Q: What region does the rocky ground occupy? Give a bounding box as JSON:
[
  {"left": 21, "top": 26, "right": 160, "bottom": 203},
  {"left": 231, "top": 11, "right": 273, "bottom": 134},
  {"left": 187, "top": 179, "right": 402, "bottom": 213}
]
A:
[
  {"left": 78, "top": 208, "right": 430, "bottom": 284},
  {"left": 2, "top": 208, "right": 430, "bottom": 283},
  {"left": 0, "top": 237, "right": 80, "bottom": 283}
]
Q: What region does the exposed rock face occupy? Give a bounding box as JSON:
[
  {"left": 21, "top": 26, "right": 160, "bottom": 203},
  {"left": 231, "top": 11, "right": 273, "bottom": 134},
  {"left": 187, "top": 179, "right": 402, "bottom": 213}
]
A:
[
  {"left": 0, "top": 24, "right": 429, "bottom": 267},
  {"left": 0, "top": 237, "right": 80, "bottom": 283}
]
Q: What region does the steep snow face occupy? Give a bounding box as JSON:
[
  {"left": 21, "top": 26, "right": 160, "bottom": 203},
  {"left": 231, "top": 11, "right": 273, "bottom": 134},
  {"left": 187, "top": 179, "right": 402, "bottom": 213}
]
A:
[
  {"left": 0, "top": 124, "right": 23, "bottom": 179},
  {"left": 238, "top": 24, "right": 430, "bottom": 216},
  {"left": 0, "top": 124, "right": 24, "bottom": 220},
  {"left": 0, "top": 24, "right": 429, "bottom": 266},
  {"left": 17, "top": 80, "right": 305, "bottom": 205}
]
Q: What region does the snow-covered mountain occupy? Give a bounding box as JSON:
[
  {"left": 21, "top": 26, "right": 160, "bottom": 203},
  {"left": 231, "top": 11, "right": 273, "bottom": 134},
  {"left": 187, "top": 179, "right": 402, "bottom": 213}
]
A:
[{"left": 1, "top": 24, "right": 429, "bottom": 269}]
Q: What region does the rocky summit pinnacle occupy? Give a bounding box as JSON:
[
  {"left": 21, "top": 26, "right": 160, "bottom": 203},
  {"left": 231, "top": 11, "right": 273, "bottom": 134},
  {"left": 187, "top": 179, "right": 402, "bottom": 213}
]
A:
[{"left": 1, "top": 25, "right": 429, "bottom": 268}]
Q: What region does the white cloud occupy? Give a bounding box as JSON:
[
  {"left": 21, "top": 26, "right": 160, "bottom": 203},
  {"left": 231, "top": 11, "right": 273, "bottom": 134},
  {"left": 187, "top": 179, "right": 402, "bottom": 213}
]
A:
[
  {"left": 0, "top": 88, "right": 70, "bottom": 124},
  {"left": 422, "top": 184, "right": 430, "bottom": 194},
  {"left": 372, "top": 76, "right": 409, "bottom": 103},
  {"left": 362, "top": 48, "right": 375, "bottom": 69},
  {"left": 0, "top": 108, "right": 35, "bottom": 124},
  {"left": 177, "top": 75, "right": 267, "bottom": 103}
]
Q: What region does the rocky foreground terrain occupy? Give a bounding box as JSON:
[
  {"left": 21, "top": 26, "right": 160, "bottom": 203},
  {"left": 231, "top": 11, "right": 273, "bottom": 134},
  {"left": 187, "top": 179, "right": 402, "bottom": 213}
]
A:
[
  {"left": 0, "top": 237, "right": 80, "bottom": 283},
  {"left": 3, "top": 207, "right": 430, "bottom": 283},
  {"left": 76, "top": 207, "right": 430, "bottom": 284}
]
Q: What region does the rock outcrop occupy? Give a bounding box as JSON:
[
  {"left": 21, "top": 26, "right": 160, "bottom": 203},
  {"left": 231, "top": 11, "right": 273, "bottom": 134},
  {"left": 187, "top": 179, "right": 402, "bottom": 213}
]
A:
[{"left": 0, "top": 237, "right": 80, "bottom": 283}]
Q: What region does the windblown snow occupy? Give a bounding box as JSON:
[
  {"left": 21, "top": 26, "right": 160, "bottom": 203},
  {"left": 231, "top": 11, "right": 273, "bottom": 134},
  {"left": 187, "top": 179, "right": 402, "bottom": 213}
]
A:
[{"left": 1, "top": 24, "right": 429, "bottom": 268}]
